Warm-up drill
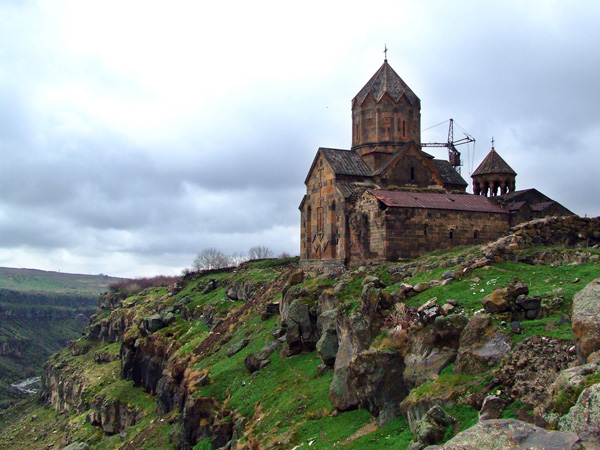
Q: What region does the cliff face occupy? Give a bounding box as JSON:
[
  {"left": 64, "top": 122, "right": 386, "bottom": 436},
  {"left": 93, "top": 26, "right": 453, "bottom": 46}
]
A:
[{"left": 3, "top": 217, "right": 599, "bottom": 450}]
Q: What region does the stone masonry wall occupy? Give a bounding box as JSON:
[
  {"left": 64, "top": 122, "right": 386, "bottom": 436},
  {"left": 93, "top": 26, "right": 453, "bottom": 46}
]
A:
[{"left": 384, "top": 207, "right": 509, "bottom": 260}]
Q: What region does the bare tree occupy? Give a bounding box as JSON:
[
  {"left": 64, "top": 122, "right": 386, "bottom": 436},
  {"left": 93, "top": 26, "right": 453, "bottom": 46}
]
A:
[
  {"left": 248, "top": 245, "right": 273, "bottom": 260},
  {"left": 229, "top": 252, "right": 249, "bottom": 267},
  {"left": 192, "top": 248, "right": 230, "bottom": 271}
]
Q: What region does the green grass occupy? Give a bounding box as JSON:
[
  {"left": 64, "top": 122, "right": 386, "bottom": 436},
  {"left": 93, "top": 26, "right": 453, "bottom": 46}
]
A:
[{"left": 0, "top": 266, "right": 122, "bottom": 295}]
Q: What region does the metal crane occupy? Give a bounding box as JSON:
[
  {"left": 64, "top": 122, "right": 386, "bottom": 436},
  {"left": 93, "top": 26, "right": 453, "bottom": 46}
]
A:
[{"left": 422, "top": 118, "right": 475, "bottom": 174}]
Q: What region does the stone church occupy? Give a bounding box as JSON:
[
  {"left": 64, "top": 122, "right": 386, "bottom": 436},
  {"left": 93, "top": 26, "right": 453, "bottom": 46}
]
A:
[{"left": 299, "top": 59, "right": 572, "bottom": 267}]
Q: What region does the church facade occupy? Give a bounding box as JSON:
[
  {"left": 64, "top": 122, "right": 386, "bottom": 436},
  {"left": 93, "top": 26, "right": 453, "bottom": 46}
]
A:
[{"left": 299, "top": 60, "right": 572, "bottom": 266}]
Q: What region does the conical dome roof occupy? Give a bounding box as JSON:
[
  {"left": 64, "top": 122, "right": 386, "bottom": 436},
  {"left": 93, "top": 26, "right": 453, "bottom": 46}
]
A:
[
  {"left": 352, "top": 60, "right": 420, "bottom": 106},
  {"left": 472, "top": 148, "right": 516, "bottom": 176}
]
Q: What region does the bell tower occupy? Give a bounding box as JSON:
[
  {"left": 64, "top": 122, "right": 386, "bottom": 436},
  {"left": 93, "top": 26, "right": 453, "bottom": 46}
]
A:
[
  {"left": 351, "top": 58, "right": 421, "bottom": 170},
  {"left": 472, "top": 140, "right": 517, "bottom": 196}
]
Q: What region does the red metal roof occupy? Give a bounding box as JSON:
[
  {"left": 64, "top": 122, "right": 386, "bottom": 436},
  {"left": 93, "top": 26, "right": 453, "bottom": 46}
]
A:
[{"left": 370, "top": 190, "right": 509, "bottom": 214}]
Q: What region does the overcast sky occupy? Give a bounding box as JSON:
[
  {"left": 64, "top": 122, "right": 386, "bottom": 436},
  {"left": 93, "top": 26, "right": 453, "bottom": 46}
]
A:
[{"left": 1, "top": 1, "right": 598, "bottom": 278}]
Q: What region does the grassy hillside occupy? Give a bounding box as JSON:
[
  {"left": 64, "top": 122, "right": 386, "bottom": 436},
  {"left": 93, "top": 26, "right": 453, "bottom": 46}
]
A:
[
  {"left": 0, "top": 239, "right": 598, "bottom": 449},
  {"left": 0, "top": 267, "right": 123, "bottom": 296}
]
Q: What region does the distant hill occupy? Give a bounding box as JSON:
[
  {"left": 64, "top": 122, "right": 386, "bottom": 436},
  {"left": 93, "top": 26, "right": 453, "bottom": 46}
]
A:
[
  {"left": 0, "top": 267, "right": 127, "bottom": 408},
  {"left": 0, "top": 267, "right": 124, "bottom": 296}
]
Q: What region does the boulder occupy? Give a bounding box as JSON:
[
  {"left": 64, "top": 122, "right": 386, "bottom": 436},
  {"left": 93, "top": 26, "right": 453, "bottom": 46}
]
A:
[
  {"left": 478, "top": 395, "right": 509, "bottom": 420},
  {"left": 317, "top": 291, "right": 339, "bottom": 315},
  {"left": 404, "top": 314, "right": 468, "bottom": 389},
  {"left": 288, "top": 270, "right": 304, "bottom": 285},
  {"left": 417, "top": 298, "right": 442, "bottom": 325},
  {"left": 143, "top": 314, "right": 165, "bottom": 334},
  {"left": 411, "top": 405, "right": 457, "bottom": 448},
  {"left": 362, "top": 275, "right": 385, "bottom": 288},
  {"left": 284, "top": 298, "right": 318, "bottom": 355},
  {"left": 316, "top": 309, "right": 338, "bottom": 366},
  {"left": 226, "top": 338, "right": 249, "bottom": 358},
  {"left": 279, "top": 285, "right": 314, "bottom": 323},
  {"left": 414, "top": 282, "right": 430, "bottom": 293},
  {"left": 454, "top": 316, "right": 511, "bottom": 374},
  {"left": 482, "top": 289, "right": 510, "bottom": 314},
  {"left": 329, "top": 312, "right": 373, "bottom": 411},
  {"left": 346, "top": 349, "right": 408, "bottom": 426},
  {"left": 424, "top": 419, "right": 581, "bottom": 450},
  {"left": 316, "top": 329, "right": 338, "bottom": 367},
  {"left": 571, "top": 279, "right": 600, "bottom": 364}
]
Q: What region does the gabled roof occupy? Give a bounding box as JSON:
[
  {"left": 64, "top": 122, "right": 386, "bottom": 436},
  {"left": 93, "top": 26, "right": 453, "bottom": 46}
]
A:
[
  {"left": 472, "top": 148, "right": 516, "bottom": 176},
  {"left": 369, "top": 190, "right": 508, "bottom": 214},
  {"left": 304, "top": 147, "right": 372, "bottom": 185},
  {"left": 431, "top": 160, "right": 468, "bottom": 187},
  {"left": 373, "top": 142, "right": 413, "bottom": 175},
  {"left": 336, "top": 181, "right": 377, "bottom": 198},
  {"left": 372, "top": 142, "right": 468, "bottom": 187},
  {"left": 496, "top": 188, "right": 547, "bottom": 203},
  {"left": 320, "top": 148, "right": 372, "bottom": 177},
  {"left": 352, "top": 60, "right": 420, "bottom": 106}
]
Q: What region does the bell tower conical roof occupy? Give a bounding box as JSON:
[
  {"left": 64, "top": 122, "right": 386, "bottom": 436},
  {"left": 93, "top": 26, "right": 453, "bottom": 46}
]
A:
[{"left": 472, "top": 144, "right": 517, "bottom": 196}]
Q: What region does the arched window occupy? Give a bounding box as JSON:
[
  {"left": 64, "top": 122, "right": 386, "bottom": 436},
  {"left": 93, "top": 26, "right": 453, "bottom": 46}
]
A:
[
  {"left": 424, "top": 224, "right": 428, "bottom": 236},
  {"left": 449, "top": 229, "right": 454, "bottom": 240},
  {"left": 410, "top": 166, "right": 415, "bottom": 181},
  {"left": 473, "top": 230, "right": 479, "bottom": 241}
]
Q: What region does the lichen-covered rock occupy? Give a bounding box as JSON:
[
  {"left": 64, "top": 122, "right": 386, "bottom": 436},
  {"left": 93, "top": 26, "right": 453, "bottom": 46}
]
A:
[
  {"left": 245, "top": 339, "right": 283, "bottom": 373},
  {"left": 316, "top": 328, "right": 338, "bottom": 367},
  {"left": 411, "top": 405, "right": 457, "bottom": 448},
  {"left": 559, "top": 383, "right": 600, "bottom": 447},
  {"left": 226, "top": 338, "right": 249, "bottom": 357},
  {"left": 404, "top": 314, "right": 468, "bottom": 389},
  {"left": 482, "top": 289, "right": 511, "bottom": 313},
  {"left": 571, "top": 279, "right": 600, "bottom": 364},
  {"left": 346, "top": 349, "right": 408, "bottom": 426},
  {"left": 455, "top": 316, "right": 511, "bottom": 374},
  {"left": 284, "top": 298, "right": 318, "bottom": 355},
  {"left": 329, "top": 311, "right": 373, "bottom": 411},
  {"left": 279, "top": 285, "right": 314, "bottom": 322},
  {"left": 425, "top": 419, "right": 582, "bottom": 450},
  {"left": 479, "top": 395, "right": 509, "bottom": 420},
  {"left": 413, "top": 282, "right": 430, "bottom": 293}
]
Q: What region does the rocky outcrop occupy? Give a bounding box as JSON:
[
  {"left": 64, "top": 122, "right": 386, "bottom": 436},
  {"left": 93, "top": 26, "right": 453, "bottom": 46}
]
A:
[
  {"left": 346, "top": 349, "right": 408, "bottom": 426},
  {"left": 244, "top": 338, "right": 284, "bottom": 373},
  {"left": 404, "top": 314, "right": 468, "bottom": 389},
  {"left": 88, "top": 396, "right": 140, "bottom": 435},
  {"left": 226, "top": 279, "right": 261, "bottom": 301},
  {"left": 87, "top": 309, "right": 137, "bottom": 343},
  {"left": 494, "top": 335, "right": 575, "bottom": 419},
  {"left": 454, "top": 316, "right": 511, "bottom": 374},
  {"left": 410, "top": 405, "right": 456, "bottom": 449},
  {"left": 425, "top": 419, "right": 582, "bottom": 450},
  {"left": 0, "top": 338, "right": 31, "bottom": 357},
  {"left": 329, "top": 311, "right": 373, "bottom": 411},
  {"left": 42, "top": 353, "right": 90, "bottom": 414},
  {"left": 279, "top": 285, "right": 319, "bottom": 355},
  {"left": 559, "top": 383, "right": 600, "bottom": 447},
  {"left": 121, "top": 333, "right": 180, "bottom": 394},
  {"left": 182, "top": 396, "right": 233, "bottom": 450},
  {"left": 571, "top": 279, "right": 600, "bottom": 364}
]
